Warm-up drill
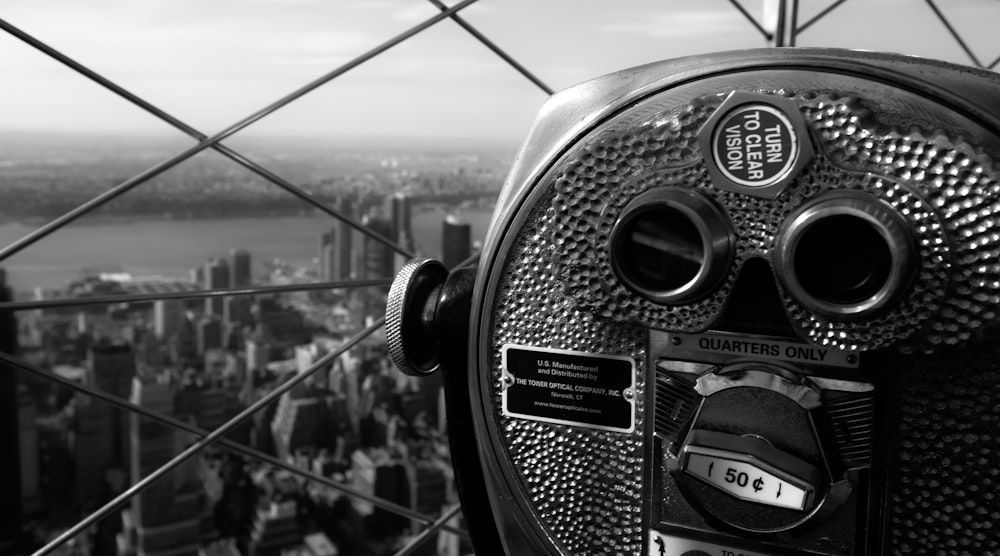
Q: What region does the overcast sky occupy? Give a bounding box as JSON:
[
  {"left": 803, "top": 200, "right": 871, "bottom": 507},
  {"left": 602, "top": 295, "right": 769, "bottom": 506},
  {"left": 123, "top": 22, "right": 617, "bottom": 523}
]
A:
[{"left": 1, "top": 0, "right": 997, "bottom": 145}]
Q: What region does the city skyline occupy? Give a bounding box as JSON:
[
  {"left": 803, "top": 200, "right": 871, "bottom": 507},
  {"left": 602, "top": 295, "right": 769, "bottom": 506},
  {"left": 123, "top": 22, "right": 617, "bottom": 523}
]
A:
[
  {"left": 2, "top": 191, "right": 470, "bottom": 555},
  {"left": 2, "top": 0, "right": 998, "bottom": 145}
]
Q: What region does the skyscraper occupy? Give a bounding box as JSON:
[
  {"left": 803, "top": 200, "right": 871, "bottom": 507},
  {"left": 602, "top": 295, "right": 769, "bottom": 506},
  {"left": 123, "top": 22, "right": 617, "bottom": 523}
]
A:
[
  {"left": 19, "top": 396, "right": 41, "bottom": 516},
  {"left": 88, "top": 340, "right": 136, "bottom": 468},
  {"left": 196, "top": 316, "right": 223, "bottom": 355},
  {"left": 389, "top": 192, "right": 415, "bottom": 258},
  {"left": 361, "top": 215, "right": 395, "bottom": 280},
  {"left": 222, "top": 296, "right": 252, "bottom": 329},
  {"left": 441, "top": 214, "right": 472, "bottom": 269},
  {"left": 334, "top": 199, "right": 353, "bottom": 281},
  {"left": 318, "top": 230, "right": 336, "bottom": 282},
  {"left": 154, "top": 299, "right": 185, "bottom": 339},
  {"left": 319, "top": 200, "right": 355, "bottom": 283},
  {"left": 74, "top": 389, "right": 114, "bottom": 505},
  {"left": 126, "top": 377, "right": 201, "bottom": 556},
  {"left": 0, "top": 268, "right": 20, "bottom": 551},
  {"left": 230, "top": 248, "right": 252, "bottom": 288},
  {"left": 204, "top": 258, "right": 230, "bottom": 316},
  {"left": 389, "top": 193, "right": 412, "bottom": 241}
]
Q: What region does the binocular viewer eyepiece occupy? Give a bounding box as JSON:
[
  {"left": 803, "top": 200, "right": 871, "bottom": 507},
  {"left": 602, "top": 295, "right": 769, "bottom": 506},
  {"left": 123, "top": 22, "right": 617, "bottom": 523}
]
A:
[{"left": 386, "top": 48, "right": 1000, "bottom": 555}]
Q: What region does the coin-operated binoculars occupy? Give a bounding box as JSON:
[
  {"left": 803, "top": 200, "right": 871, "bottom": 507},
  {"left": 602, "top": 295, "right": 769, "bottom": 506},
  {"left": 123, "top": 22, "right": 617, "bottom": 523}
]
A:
[{"left": 385, "top": 48, "right": 1000, "bottom": 556}]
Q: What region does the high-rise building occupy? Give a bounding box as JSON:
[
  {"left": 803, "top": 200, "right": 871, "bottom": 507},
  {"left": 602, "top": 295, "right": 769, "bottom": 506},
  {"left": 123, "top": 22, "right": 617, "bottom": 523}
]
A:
[
  {"left": 335, "top": 199, "right": 353, "bottom": 281},
  {"left": 204, "top": 258, "right": 230, "bottom": 316},
  {"left": 442, "top": 214, "right": 472, "bottom": 269},
  {"left": 361, "top": 215, "right": 394, "bottom": 280},
  {"left": 196, "top": 316, "right": 223, "bottom": 355},
  {"left": 230, "top": 248, "right": 252, "bottom": 288},
  {"left": 319, "top": 202, "right": 355, "bottom": 283},
  {"left": 0, "top": 268, "right": 20, "bottom": 552},
  {"left": 390, "top": 193, "right": 415, "bottom": 273},
  {"left": 246, "top": 339, "right": 271, "bottom": 373},
  {"left": 19, "top": 395, "right": 41, "bottom": 516},
  {"left": 404, "top": 460, "right": 451, "bottom": 534},
  {"left": 318, "top": 230, "right": 336, "bottom": 283},
  {"left": 153, "top": 299, "right": 185, "bottom": 340},
  {"left": 222, "top": 296, "right": 252, "bottom": 329},
  {"left": 389, "top": 192, "right": 413, "bottom": 244},
  {"left": 247, "top": 501, "right": 301, "bottom": 556},
  {"left": 126, "top": 377, "right": 201, "bottom": 556},
  {"left": 74, "top": 391, "right": 114, "bottom": 505},
  {"left": 87, "top": 340, "right": 136, "bottom": 468}
]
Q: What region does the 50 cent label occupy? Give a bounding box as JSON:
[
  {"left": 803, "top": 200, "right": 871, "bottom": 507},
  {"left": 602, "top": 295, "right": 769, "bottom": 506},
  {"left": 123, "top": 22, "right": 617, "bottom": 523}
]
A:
[{"left": 501, "top": 344, "right": 636, "bottom": 433}]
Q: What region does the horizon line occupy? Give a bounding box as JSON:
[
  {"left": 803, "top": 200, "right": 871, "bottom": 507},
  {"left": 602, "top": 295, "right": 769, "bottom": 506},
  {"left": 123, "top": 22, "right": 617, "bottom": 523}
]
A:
[{"left": 0, "top": 128, "right": 521, "bottom": 149}]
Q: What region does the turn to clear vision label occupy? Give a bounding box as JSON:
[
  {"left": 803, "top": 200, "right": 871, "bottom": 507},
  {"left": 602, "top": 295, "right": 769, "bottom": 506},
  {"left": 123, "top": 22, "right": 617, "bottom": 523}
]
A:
[
  {"left": 501, "top": 345, "right": 636, "bottom": 433},
  {"left": 712, "top": 103, "right": 797, "bottom": 188}
]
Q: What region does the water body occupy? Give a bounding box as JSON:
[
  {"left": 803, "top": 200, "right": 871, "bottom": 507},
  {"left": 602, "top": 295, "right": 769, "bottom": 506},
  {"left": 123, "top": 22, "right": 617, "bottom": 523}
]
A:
[{"left": 0, "top": 207, "right": 495, "bottom": 292}]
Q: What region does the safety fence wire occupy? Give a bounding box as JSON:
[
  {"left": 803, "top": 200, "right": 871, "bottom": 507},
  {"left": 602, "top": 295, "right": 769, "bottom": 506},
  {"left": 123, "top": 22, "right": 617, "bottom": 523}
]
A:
[
  {"left": 29, "top": 318, "right": 384, "bottom": 556},
  {"left": 0, "top": 0, "right": 483, "bottom": 265},
  {"left": 0, "top": 1, "right": 565, "bottom": 554},
  {"left": 0, "top": 349, "right": 469, "bottom": 540},
  {"left": 11, "top": 1, "right": 994, "bottom": 554}
]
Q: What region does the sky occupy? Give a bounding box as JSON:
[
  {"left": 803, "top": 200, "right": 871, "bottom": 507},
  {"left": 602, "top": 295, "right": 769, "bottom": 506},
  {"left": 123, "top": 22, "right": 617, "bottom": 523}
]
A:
[{"left": 1, "top": 0, "right": 997, "bottom": 146}]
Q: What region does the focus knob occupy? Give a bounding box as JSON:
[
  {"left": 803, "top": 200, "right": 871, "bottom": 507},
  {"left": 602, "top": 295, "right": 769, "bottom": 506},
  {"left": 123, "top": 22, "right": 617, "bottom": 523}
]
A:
[{"left": 386, "top": 257, "right": 449, "bottom": 376}]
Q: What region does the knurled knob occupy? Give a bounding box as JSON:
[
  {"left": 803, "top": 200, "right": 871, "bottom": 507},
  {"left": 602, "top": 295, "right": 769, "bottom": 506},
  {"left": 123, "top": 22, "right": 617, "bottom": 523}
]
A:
[{"left": 385, "top": 257, "right": 449, "bottom": 376}]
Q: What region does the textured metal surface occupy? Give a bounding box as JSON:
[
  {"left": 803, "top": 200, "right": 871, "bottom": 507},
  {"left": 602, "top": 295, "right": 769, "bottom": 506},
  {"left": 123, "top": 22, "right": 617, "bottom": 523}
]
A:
[
  {"left": 489, "top": 197, "right": 648, "bottom": 555},
  {"left": 478, "top": 59, "right": 1000, "bottom": 555},
  {"left": 888, "top": 342, "right": 1000, "bottom": 553},
  {"left": 386, "top": 257, "right": 439, "bottom": 376},
  {"left": 548, "top": 88, "right": 999, "bottom": 352}
]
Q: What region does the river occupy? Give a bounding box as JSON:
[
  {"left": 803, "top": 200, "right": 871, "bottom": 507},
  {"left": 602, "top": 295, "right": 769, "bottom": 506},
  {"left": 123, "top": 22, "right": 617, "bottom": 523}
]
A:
[{"left": 0, "top": 206, "right": 496, "bottom": 292}]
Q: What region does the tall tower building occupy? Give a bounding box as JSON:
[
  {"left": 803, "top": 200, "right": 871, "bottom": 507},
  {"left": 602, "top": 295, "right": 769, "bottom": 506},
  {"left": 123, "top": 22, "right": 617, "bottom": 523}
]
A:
[
  {"left": 318, "top": 230, "right": 336, "bottom": 283},
  {"left": 389, "top": 193, "right": 412, "bottom": 241},
  {"left": 230, "top": 248, "right": 252, "bottom": 288},
  {"left": 222, "top": 296, "right": 252, "bottom": 329},
  {"left": 361, "top": 215, "right": 395, "bottom": 280},
  {"left": 74, "top": 388, "right": 114, "bottom": 505},
  {"left": 127, "top": 378, "right": 201, "bottom": 556},
  {"left": 389, "top": 193, "right": 415, "bottom": 257},
  {"left": 204, "top": 258, "right": 230, "bottom": 316},
  {"left": 196, "top": 316, "right": 223, "bottom": 355},
  {"left": 0, "top": 268, "right": 20, "bottom": 551},
  {"left": 87, "top": 340, "right": 136, "bottom": 468},
  {"left": 19, "top": 395, "right": 41, "bottom": 516},
  {"left": 334, "top": 199, "right": 353, "bottom": 281},
  {"left": 154, "top": 299, "right": 185, "bottom": 339},
  {"left": 441, "top": 215, "right": 472, "bottom": 269}
]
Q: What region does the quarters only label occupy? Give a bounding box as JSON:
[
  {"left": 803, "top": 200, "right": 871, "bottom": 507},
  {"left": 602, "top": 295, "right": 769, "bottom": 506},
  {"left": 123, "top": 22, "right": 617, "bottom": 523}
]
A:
[{"left": 501, "top": 345, "right": 636, "bottom": 433}]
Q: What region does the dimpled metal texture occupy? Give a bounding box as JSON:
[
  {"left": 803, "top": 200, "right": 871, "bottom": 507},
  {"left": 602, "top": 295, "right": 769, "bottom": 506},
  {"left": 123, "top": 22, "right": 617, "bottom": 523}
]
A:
[
  {"left": 549, "top": 89, "right": 1000, "bottom": 352},
  {"left": 802, "top": 96, "right": 1000, "bottom": 352},
  {"left": 489, "top": 193, "right": 648, "bottom": 555},
  {"left": 889, "top": 341, "right": 1000, "bottom": 553}
]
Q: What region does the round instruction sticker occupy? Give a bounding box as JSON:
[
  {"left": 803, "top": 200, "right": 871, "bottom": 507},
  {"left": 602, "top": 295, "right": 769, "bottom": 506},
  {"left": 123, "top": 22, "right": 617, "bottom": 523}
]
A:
[{"left": 711, "top": 103, "right": 799, "bottom": 188}]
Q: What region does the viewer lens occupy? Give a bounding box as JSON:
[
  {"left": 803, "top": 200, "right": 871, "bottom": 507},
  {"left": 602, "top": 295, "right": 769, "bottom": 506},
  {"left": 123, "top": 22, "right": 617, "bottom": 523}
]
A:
[
  {"left": 620, "top": 206, "right": 704, "bottom": 292},
  {"left": 793, "top": 215, "right": 891, "bottom": 305},
  {"left": 610, "top": 188, "right": 734, "bottom": 304},
  {"left": 776, "top": 192, "right": 915, "bottom": 320}
]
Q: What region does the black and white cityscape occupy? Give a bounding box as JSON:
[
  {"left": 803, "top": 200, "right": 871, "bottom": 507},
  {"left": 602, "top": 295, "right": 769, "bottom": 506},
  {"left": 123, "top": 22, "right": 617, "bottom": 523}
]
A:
[
  {"left": 1, "top": 1, "right": 993, "bottom": 555},
  {"left": 0, "top": 137, "right": 508, "bottom": 556}
]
